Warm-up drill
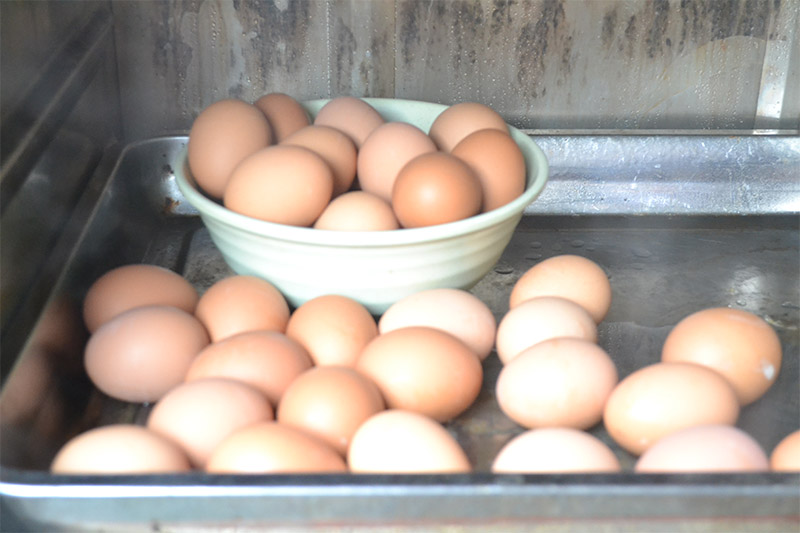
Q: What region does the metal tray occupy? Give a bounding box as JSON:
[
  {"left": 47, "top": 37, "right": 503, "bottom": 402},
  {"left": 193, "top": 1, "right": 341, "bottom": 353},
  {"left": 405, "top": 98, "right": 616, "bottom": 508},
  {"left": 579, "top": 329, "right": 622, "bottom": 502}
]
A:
[{"left": 1, "top": 135, "right": 798, "bottom": 532}]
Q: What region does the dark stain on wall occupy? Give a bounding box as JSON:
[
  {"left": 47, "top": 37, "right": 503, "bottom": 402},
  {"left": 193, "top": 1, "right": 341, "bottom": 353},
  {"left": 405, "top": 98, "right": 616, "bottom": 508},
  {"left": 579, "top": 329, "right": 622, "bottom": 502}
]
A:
[
  {"left": 152, "top": 1, "right": 198, "bottom": 82},
  {"left": 489, "top": 0, "right": 516, "bottom": 46},
  {"left": 450, "top": 0, "right": 484, "bottom": 72},
  {"left": 602, "top": 6, "right": 617, "bottom": 48},
  {"left": 249, "top": 1, "right": 312, "bottom": 73},
  {"left": 646, "top": 0, "right": 670, "bottom": 58},
  {"left": 398, "top": 2, "right": 419, "bottom": 65},
  {"left": 601, "top": 0, "right": 781, "bottom": 61},
  {"left": 623, "top": 14, "right": 637, "bottom": 55},
  {"left": 515, "top": 0, "right": 566, "bottom": 98},
  {"left": 332, "top": 16, "right": 357, "bottom": 93}
]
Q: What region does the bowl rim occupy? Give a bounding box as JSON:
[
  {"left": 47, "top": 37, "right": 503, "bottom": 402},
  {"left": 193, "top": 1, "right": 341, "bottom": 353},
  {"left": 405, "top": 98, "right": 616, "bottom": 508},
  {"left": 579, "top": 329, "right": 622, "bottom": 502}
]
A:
[{"left": 174, "top": 98, "right": 548, "bottom": 247}]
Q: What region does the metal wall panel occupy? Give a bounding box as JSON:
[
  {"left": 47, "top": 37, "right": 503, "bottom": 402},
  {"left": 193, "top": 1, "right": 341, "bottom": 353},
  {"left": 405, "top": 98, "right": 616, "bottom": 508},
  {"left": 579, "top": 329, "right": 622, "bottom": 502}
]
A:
[{"left": 110, "top": 0, "right": 798, "bottom": 140}]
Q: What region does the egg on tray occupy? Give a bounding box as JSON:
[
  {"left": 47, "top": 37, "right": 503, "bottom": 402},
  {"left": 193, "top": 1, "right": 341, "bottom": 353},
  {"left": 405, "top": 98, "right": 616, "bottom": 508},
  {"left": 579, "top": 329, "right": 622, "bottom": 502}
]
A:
[{"left": 46, "top": 94, "right": 791, "bottom": 478}]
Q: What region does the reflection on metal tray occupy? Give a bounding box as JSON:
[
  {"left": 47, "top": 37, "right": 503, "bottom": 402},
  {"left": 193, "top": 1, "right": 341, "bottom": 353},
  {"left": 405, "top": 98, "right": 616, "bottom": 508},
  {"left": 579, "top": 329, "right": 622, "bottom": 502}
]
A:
[{"left": 0, "top": 136, "right": 798, "bottom": 531}]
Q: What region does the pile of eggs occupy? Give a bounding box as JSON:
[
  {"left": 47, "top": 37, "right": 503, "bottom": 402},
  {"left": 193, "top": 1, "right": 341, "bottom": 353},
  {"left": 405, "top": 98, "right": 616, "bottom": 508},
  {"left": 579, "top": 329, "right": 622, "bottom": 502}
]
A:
[
  {"left": 186, "top": 94, "right": 527, "bottom": 230},
  {"left": 50, "top": 255, "right": 799, "bottom": 475}
]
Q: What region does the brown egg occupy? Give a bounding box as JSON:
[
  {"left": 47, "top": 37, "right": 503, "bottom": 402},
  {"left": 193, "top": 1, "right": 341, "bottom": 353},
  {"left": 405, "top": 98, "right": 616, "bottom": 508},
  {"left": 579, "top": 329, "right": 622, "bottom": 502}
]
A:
[
  {"left": 313, "top": 191, "right": 399, "bottom": 231},
  {"left": 313, "top": 96, "right": 385, "bottom": 148},
  {"left": 254, "top": 92, "right": 310, "bottom": 142},
  {"left": 603, "top": 362, "right": 741, "bottom": 456},
  {"left": 428, "top": 102, "right": 509, "bottom": 153},
  {"left": 356, "top": 326, "right": 482, "bottom": 422},
  {"left": 187, "top": 99, "right": 272, "bottom": 199},
  {"left": 84, "top": 305, "right": 209, "bottom": 403},
  {"left": 661, "top": 307, "right": 782, "bottom": 405},
  {"left": 82, "top": 264, "right": 199, "bottom": 333},
  {"left": 184, "top": 330, "right": 313, "bottom": 406},
  {"left": 635, "top": 425, "right": 769, "bottom": 473},
  {"left": 451, "top": 128, "right": 526, "bottom": 212},
  {"left": 770, "top": 429, "right": 800, "bottom": 471},
  {"left": 194, "top": 275, "right": 290, "bottom": 343},
  {"left": 285, "top": 294, "right": 378, "bottom": 367},
  {"left": 348, "top": 410, "right": 471, "bottom": 473},
  {"left": 147, "top": 378, "right": 273, "bottom": 468},
  {"left": 281, "top": 125, "right": 357, "bottom": 196},
  {"left": 224, "top": 145, "right": 333, "bottom": 226},
  {"left": 205, "top": 421, "right": 347, "bottom": 473},
  {"left": 492, "top": 428, "right": 621, "bottom": 473},
  {"left": 509, "top": 255, "right": 612, "bottom": 323},
  {"left": 277, "top": 366, "right": 385, "bottom": 456},
  {"left": 51, "top": 424, "right": 191, "bottom": 474},
  {"left": 495, "top": 296, "right": 598, "bottom": 365},
  {"left": 378, "top": 288, "right": 496, "bottom": 360},
  {"left": 496, "top": 338, "right": 618, "bottom": 430},
  {"left": 357, "top": 122, "right": 438, "bottom": 202},
  {"left": 391, "top": 152, "right": 483, "bottom": 228}
]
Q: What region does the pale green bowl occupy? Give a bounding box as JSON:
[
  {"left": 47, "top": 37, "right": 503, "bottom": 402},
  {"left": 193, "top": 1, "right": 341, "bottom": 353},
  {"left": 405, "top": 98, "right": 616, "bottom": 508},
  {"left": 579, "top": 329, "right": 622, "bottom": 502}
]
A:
[{"left": 175, "top": 98, "right": 548, "bottom": 315}]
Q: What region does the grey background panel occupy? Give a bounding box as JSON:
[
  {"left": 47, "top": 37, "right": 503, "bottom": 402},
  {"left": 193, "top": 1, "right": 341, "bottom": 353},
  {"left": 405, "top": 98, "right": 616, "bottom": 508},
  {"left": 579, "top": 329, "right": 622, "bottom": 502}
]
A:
[{"left": 104, "top": 0, "right": 799, "bottom": 141}]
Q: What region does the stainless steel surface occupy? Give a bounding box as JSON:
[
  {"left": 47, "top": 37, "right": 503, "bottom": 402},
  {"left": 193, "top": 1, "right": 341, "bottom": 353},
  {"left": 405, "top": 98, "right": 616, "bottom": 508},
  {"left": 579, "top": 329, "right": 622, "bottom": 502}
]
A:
[
  {"left": 1, "top": 136, "right": 798, "bottom": 531},
  {"left": 755, "top": 3, "right": 800, "bottom": 130},
  {"left": 109, "top": 0, "right": 800, "bottom": 141},
  {"left": 527, "top": 134, "right": 800, "bottom": 215},
  {"left": 1, "top": 0, "right": 800, "bottom": 529}
]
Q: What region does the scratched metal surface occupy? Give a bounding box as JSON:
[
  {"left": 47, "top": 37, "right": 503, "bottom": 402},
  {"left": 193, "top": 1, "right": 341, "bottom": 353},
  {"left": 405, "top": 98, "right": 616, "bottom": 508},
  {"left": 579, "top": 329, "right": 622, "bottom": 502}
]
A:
[
  {"left": 0, "top": 136, "right": 797, "bottom": 531},
  {"left": 108, "top": 0, "right": 800, "bottom": 140}
]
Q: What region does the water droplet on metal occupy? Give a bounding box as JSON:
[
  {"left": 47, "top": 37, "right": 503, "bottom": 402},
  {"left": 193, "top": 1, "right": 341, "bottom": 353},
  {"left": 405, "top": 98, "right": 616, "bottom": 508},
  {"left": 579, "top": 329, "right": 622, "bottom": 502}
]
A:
[
  {"left": 632, "top": 248, "right": 653, "bottom": 258},
  {"left": 525, "top": 253, "right": 542, "bottom": 261},
  {"left": 529, "top": 241, "right": 542, "bottom": 249},
  {"left": 570, "top": 240, "right": 585, "bottom": 248},
  {"left": 494, "top": 264, "right": 514, "bottom": 275}
]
